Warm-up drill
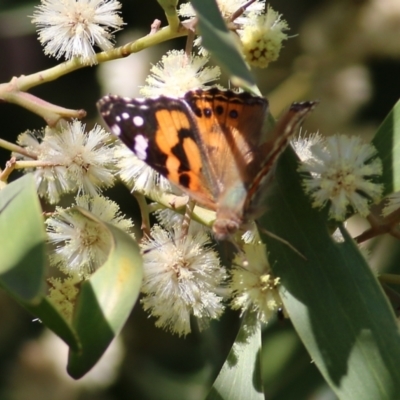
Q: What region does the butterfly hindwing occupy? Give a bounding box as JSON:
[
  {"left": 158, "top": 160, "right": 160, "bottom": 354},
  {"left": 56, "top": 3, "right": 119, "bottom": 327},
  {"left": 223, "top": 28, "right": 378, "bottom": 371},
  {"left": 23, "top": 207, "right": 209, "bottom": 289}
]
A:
[
  {"left": 245, "top": 101, "right": 318, "bottom": 214},
  {"left": 184, "top": 89, "right": 269, "bottom": 190}
]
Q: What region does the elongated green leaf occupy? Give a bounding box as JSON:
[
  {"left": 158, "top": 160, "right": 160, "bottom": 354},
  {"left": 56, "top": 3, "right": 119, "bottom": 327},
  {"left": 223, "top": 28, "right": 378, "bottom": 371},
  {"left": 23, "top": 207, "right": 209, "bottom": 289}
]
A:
[
  {"left": 372, "top": 99, "right": 400, "bottom": 195},
  {"left": 259, "top": 148, "right": 400, "bottom": 399},
  {"left": 190, "top": 0, "right": 258, "bottom": 93},
  {"left": 23, "top": 296, "right": 80, "bottom": 351},
  {"left": 67, "top": 210, "right": 143, "bottom": 378},
  {"left": 207, "top": 313, "right": 264, "bottom": 400},
  {"left": 0, "top": 174, "right": 46, "bottom": 302}
]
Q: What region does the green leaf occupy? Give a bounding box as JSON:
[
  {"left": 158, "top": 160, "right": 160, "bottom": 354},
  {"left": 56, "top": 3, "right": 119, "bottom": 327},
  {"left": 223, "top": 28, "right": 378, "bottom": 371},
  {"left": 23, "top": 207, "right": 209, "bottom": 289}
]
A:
[
  {"left": 259, "top": 148, "right": 400, "bottom": 399},
  {"left": 23, "top": 296, "right": 80, "bottom": 351},
  {"left": 190, "top": 0, "right": 258, "bottom": 93},
  {"left": 0, "top": 174, "right": 46, "bottom": 302},
  {"left": 207, "top": 313, "right": 264, "bottom": 400},
  {"left": 67, "top": 210, "right": 143, "bottom": 379},
  {"left": 373, "top": 99, "right": 400, "bottom": 195}
]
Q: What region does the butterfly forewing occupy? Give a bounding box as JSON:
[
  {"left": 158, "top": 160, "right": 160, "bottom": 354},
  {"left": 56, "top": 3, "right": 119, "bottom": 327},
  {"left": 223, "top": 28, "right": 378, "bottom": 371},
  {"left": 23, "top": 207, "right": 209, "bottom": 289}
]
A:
[{"left": 98, "top": 95, "right": 217, "bottom": 209}]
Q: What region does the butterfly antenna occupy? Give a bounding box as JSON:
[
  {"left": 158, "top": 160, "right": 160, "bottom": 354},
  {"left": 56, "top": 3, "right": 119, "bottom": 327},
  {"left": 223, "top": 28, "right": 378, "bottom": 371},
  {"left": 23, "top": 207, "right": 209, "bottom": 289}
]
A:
[
  {"left": 230, "top": 0, "right": 257, "bottom": 22},
  {"left": 257, "top": 224, "right": 307, "bottom": 260}
]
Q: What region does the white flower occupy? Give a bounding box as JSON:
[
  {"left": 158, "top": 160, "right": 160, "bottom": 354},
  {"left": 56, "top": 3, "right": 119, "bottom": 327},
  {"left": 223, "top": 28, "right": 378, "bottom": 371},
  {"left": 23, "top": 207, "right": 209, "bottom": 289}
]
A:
[
  {"left": 382, "top": 192, "right": 400, "bottom": 217},
  {"left": 16, "top": 120, "right": 117, "bottom": 203},
  {"left": 15, "top": 129, "right": 70, "bottom": 204},
  {"left": 31, "top": 0, "right": 124, "bottom": 65},
  {"left": 239, "top": 6, "right": 289, "bottom": 68},
  {"left": 140, "top": 225, "right": 226, "bottom": 336},
  {"left": 46, "top": 194, "right": 134, "bottom": 276},
  {"left": 115, "top": 144, "right": 171, "bottom": 194},
  {"left": 155, "top": 208, "right": 208, "bottom": 235},
  {"left": 140, "top": 50, "right": 221, "bottom": 97},
  {"left": 241, "top": 221, "right": 262, "bottom": 244},
  {"left": 291, "top": 132, "right": 324, "bottom": 162},
  {"left": 299, "top": 134, "right": 383, "bottom": 221},
  {"left": 230, "top": 243, "right": 283, "bottom": 324},
  {"left": 47, "top": 120, "right": 116, "bottom": 196}
]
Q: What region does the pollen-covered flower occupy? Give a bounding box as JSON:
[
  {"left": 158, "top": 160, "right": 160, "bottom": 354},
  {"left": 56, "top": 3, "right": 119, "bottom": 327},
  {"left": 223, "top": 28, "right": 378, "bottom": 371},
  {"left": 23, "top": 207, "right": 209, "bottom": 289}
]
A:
[
  {"left": 31, "top": 0, "right": 124, "bottom": 65},
  {"left": 115, "top": 144, "right": 172, "bottom": 194},
  {"left": 15, "top": 120, "right": 117, "bottom": 203},
  {"left": 230, "top": 243, "right": 283, "bottom": 323},
  {"left": 155, "top": 208, "right": 208, "bottom": 235},
  {"left": 15, "top": 129, "right": 69, "bottom": 204},
  {"left": 46, "top": 195, "right": 134, "bottom": 276},
  {"left": 239, "top": 6, "right": 289, "bottom": 68},
  {"left": 140, "top": 50, "right": 221, "bottom": 97},
  {"left": 47, "top": 274, "right": 82, "bottom": 322},
  {"left": 299, "top": 134, "right": 383, "bottom": 221},
  {"left": 140, "top": 225, "right": 226, "bottom": 336}
]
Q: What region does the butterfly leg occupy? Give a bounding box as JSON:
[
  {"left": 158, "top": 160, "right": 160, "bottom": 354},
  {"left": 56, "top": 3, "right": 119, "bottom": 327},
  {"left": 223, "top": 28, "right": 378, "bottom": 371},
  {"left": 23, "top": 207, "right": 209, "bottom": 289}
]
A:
[{"left": 181, "top": 199, "right": 196, "bottom": 236}]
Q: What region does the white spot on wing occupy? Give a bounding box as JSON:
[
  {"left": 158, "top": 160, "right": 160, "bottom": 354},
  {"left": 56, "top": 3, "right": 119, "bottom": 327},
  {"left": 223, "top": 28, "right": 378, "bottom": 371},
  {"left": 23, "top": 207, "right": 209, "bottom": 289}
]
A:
[
  {"left": 122, "top": 112, "right": 130, "bottom": 120},
  {"left": 133, "top": 116, "right": 144, "bottom": 126},
  {"left": 134, "top": 135, "right": 148, "bottom": 160},
  {"left": 111, "top": 124, "right": 121, "bottom": 136}
]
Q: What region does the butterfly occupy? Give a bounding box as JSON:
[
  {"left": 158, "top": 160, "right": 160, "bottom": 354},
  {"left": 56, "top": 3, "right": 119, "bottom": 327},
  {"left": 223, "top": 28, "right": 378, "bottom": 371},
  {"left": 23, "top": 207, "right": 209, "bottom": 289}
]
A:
[{"left": 97, "top": 88, "right": 316, "bottom": 241}]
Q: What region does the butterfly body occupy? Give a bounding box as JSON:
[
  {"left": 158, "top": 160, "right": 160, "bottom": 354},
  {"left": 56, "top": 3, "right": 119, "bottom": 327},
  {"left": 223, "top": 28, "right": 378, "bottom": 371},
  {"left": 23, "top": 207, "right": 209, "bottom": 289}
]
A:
[{"left": 98, "top": 88, "right": 315, "bottom": 240}]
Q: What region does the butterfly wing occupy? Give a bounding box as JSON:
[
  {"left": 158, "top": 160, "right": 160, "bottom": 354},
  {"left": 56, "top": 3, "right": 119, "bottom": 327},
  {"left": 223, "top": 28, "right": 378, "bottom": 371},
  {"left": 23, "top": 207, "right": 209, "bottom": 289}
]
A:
[
  {"left": 97, "top": 95, "right": 218, "bottom": 210},
  {"left": 183, "top": 89, "right": 269, "bottom": 193},
  {"left": 245, "top": 101, "right": 318, "bottom": 212},
  {"left": 213, "top": 100, "right": 317, "bottom": 239}
]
